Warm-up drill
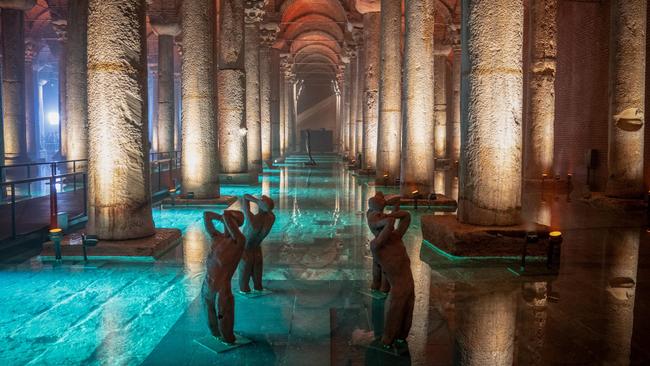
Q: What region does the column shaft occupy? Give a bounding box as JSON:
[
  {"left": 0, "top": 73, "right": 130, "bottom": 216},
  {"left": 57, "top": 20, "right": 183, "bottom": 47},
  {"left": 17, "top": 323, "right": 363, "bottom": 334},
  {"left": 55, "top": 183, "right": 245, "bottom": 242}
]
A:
[
  {"left": 87, "top": 0, "right": 154, "bottom": 239},
  {"left": 181, "top": 0, "right": 219, "bottom": 198},
  {"left": 24, "top": 43, "right": 36, "bottom": 159},
  {"left": 376, "top": 0, "right": 402, "bottom": 184},
  {"left": 65, "top": 0, "right": 89, "bottom": 162},
  {"left": 156, "top": 34, "right": 175, "bottom": 153},
  {"left": 401, "top": 0, "right": 435, "bottom": 195},
  {"left": 245, "top": 21, "right": 261, "bottom": 172},
  {"left": 349, "top": 54, "right": 358, "bottom": 159},
  {"left": 355, "top": 46, "right": 365, "bottom": 161},
  {"left": 434, "top": 55, "right": 448, "bottom": 194},
  {"left": 450, "top": 45, "right": 461, "bottom": 164},
  {"left": 260, "top": 46, "right": 272, "bottom": 162},
  {"left": 271, "top": 49, "right": 281, "bottom": 158},
  {"left": 606, "top": 0, "right": 646, "bottom": 197},
  {"left": 458, "top": 0, "right": 524, "bottom": 226},
  {"left": 362, "top": 12, "right": 380, "bottom": 170}
]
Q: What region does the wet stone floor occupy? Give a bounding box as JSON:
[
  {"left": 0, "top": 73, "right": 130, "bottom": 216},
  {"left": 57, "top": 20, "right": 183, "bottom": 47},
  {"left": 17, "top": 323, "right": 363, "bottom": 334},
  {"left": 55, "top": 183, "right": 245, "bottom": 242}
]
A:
[{"left": 1, "top": 155, "right": 649, "bottom": 365}]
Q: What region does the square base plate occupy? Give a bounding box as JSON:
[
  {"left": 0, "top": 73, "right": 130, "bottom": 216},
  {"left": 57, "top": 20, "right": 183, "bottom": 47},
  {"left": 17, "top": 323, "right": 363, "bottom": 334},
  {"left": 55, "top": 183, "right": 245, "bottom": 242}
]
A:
[
  {"left": 236, "top": 289, "right": 273, "bottom": 299},
  {"left": 194, "top": 334, "right": 252, "bottom": 353}
]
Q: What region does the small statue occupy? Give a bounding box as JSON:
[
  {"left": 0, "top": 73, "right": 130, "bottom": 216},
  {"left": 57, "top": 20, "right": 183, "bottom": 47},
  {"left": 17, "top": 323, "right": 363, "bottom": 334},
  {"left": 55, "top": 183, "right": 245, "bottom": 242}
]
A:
[
  {"left": 367, "top": 192, "right": 414, "bottom": 347},
  {"left": 239, "top": 194, "right": 276, "bottom": 293},
  {"left": 366, "top": 191, "right": 401, "bottom": 293},
  {"left": 202, "top": 210, "right": 246, "bottom": 344}
]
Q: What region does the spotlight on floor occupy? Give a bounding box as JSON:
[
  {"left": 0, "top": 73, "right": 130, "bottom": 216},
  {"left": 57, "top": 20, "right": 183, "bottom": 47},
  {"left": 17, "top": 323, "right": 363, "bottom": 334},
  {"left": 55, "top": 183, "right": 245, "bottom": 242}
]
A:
[
  {"left": 411, "top": 190, "right": 420, "bottom": 210},
  {"left": 49, "top": 228, "right": 63, "bottom": 261},
  {"left": 521, "top": 231, "right": 539, "bottom": 270},
  {"left": 547, "top": 231, "right": 563, "bottom": 269}
]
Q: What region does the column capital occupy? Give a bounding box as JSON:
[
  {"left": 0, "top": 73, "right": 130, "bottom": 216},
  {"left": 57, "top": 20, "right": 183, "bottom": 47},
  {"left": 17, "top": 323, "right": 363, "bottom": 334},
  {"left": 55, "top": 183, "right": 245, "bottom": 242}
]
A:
[
  {"left": 344, "top": 42, "right": 357, "bottom": 59},
  {"left": 448, "top": 23, "right": 461, "bottom": 52},
  {"left": 244, "top": 0, "right": 267, "bottom": 24},
  {"left": 151, "top": 21, "right": 181, "bottom": 37},
  {"left": 351, "top": 27, "right": 364, "bottom": 46},
  {"left": 51, "top": 19, "right": 68, "bottom": 42},
  {"left": 24, "top": 38, "right": 39, "bottom": 63},
  {"left": 260, "top": 22, "right": 280, "bottom": 47}
]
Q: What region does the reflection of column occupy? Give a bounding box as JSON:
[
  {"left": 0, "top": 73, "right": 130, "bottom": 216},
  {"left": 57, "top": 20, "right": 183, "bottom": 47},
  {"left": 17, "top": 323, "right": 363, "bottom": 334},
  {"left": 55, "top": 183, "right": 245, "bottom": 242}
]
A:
[
  {"left": 517, "top": 282, "right": 548, "bottom": 365},
  {"left": 400, "top": 0, "right": 435, "bottom": 195},
  {"left": 526, "top": 0, "right": 557, "bottom": 180},
  {"left": 218, "top": 0, "right": 247, "bottom": 175},
  {"left": 1, "top": 6, "right": 31, "bottom": 162},
  {"left": 456, "top": 287, "right": 517, "bottom": 365},
  {"left": 458, "top": 0, "right": 524, "bottom": 226},
  {"left": 87, "top": 0, "right": 154, "bottom": 239},
  {"left": 151, "top": 22, "right": 180, "bottom": 154},
  {"left": 449, "top": 24, "right": 461, "bottom": 165},
  {"left": 181, "top": 0, "right": 220, "bottom": 198},
  {"left": 24, "top": 39, "right": 38, "bottom": 159},
  {"left": 602, "top": 228, "right": 640, "bottom": 364},
  {"left": 605, "top": 1, "right": 646, "bottom": 198},
  {"left": 65, "top": 0, "right": 89, "bottom": 162},
  {"left": 362, "top": 12, "right": 380, "bottom": 170},
  {"left": 434, "top": 55, "right": 448, "bottom": 194},
  {"left": 260, "top": 23, "right": 279, "bottom": 163},
  {"left": 244, "top": 1, "right": 265, "bottom": 173},
  {"left": 376, "top": 0, "right": 401, "bottom": 184}
]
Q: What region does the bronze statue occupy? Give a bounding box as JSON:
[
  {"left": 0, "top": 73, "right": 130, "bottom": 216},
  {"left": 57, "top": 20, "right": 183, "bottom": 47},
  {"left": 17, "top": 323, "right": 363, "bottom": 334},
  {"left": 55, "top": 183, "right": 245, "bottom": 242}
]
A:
[
  {"left": 202, "top": 210, "right": 246, "bottom": 344},
  {"left": 367, "top": 192, "right": 414, "bottom": 347},
  {"left": 366, "top": 191, "right": 401, "bottom": 294},
  {"left": 239, "top": 194, "right": 276, "bottom": 293}
]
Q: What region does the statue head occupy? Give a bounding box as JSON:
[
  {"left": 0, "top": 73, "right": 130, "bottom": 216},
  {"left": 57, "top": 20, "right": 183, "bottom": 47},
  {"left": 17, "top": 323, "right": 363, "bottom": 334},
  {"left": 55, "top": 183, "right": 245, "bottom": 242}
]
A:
[
  {"left": 259, "top": 195, "right": 275, "bottom": 212},
  {"left": 368, "top": 191, "right": 386, "bottom": 211}
]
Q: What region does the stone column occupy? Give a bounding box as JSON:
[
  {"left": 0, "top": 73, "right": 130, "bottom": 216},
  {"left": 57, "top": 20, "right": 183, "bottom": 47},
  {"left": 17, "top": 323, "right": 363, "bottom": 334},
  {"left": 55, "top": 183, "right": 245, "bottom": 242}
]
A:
[
  {"left": 65, "top": 0, "right": 89, "bottom": 162},
  {"left": 288, "top": 74, "right": 297, "bottom": 152},
  {"left": 51, "top": 19, "right": 68, "bottom": 159},
  {"left": 87, "top": 0, "right": 154, "bottom": 239},
  {"left": 271, "top": 49, "right": 281, "bottom": 158},
  {"left": 347, "top": 44, "right": 359, "bottom": 160},
  {"left": 400, "top": 0, "right": 435, "bottom": 195},
  {"left": 449, "top": 24, "right": 461, "bottom": 165},
  {"left": 342, "top": 48, "right": 353, "bottom": 156},
  {"left": 458, "top": 0, "right": 524, "bottom": 226},
  {"left": 244, "top": 1, "right": 265, "bottom": 173},
  {"left": 181, "top": 0, "right": 219, "bottom": 198},
  {"left": 24, "top": 39, "right": 38, "bottom": 159},
  {"left": 151, "top": 22, "right": 180, "bottom": 155},
  {"left": 354, "top": 29, "right": 365, "bottom": 161},
  {"left": 605, "top": 0, "right": 647, "bottom": 198},
  {"left": 434, "top": 55, "right": 448, "bottom": 194},
  {"left": 1, "top": 6, "right": 30, "bottom": 162},
  {"left": 526, "top": 0, "right": 557, "bottom": 180},
  {"left": 260, "top": 23, "right": 279, "bottom": 163},
  {"left": 218, "top": 0, "right": 247, "bottom": 175},
  {"left": 362, "top": 12, "right": 380, "bottom": 171},
  {"left": 376, "top": 0, "right": 401, "bottom": 184}
]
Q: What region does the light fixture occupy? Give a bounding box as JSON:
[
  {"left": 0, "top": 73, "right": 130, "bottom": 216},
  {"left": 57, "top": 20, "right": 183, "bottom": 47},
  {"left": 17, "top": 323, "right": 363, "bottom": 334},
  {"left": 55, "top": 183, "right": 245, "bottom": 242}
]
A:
[
  {"left": 547, "top": 231, "right": 563, "bottom": 269},
  {"left": 47, "top": 111, "right": 60, "bottom": 125},
  {"left": 49, "top": 228, "right": 63, "bottom": 261},
  {"left": 521, "top": 231, "right": 540, "bottom": 270}
]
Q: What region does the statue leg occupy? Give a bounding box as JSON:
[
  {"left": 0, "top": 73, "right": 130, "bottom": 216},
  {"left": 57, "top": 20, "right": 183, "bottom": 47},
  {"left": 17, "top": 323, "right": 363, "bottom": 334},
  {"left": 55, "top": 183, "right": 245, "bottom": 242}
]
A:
[
  {"left": 381, "top": 291, "right": 407, "bottom": 345},
  {"left": 239, "top": 250, "right": 253, "bottom": 293},
  {"left": 371, "top": 259, "right": 382, "bottom": 290},
  {"left": 252, "top": 246, "right": 264, "bottom": 291},
  {"left": 397, "top": 290, "right": 415, "bottom": 341},
  {"left": 380, "top": 270, "right": 391, "bottom": 293},
  {"left": 217, "top": 283, "right": 236, "bottom": 344},
  {"left": 202, "top": 279, "right": 220, "bottom": 338}
]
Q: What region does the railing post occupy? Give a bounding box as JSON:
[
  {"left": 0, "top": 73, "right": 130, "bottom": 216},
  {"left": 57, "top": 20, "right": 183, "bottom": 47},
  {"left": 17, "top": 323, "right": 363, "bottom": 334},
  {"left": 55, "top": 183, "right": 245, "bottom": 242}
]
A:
[
  {"left": 158, "top": 162, "right": 162, "bottom": 193},
  {"left": 83, "top": 173, "right": 88, "bottom": 217},
  {"left": 27, "top": 165, "right": 31, "bottom": 196},
  {"left": 11, "top": 183, "right": 16, "bottom": 240},
  {"left": 50, "top": 174, "right": 58, "bottom": 229},
  {"left": 73, "top": 161, "right": 77, "bottom": 192}
]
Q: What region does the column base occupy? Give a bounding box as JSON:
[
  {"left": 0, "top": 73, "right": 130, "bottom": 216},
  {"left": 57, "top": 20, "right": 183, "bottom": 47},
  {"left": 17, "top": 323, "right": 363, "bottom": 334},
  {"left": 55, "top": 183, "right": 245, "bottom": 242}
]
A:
[
  {"left": 581, "top": 192, "right": 647, "bottom": 212},
  {"left": 219, "top": 172, "right": 258, "bottom": 186},
  {"left": 161, "top": 195, "right": 237, "bottom": 207},
  {"left": 398, "top": 194, "right": 457, "bottom": 212},
  {"left": 41, "top": 228, "right": 182, "bottom": 260},
  {"left": 421, "top": 214, "right": 550, "bottom": 257},
  {"left": 356, "top": 168, "right": 376, "bottom": 176}
]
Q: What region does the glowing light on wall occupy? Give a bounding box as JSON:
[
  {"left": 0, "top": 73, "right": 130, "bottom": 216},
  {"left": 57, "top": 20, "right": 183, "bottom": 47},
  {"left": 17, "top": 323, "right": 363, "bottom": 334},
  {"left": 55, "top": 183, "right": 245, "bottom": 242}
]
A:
[{"left": 47, "top": 112, "right": 60, "bottom": 125}]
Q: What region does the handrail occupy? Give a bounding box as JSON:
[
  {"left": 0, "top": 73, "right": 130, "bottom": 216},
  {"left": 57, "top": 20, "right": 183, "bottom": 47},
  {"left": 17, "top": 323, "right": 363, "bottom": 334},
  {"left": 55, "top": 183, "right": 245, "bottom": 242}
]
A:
[
  {"left": 0, "top": 171, "right": 86, "bottom": 187},
  {"left": 0, "top": 159, "right": 88, "bottom": 170}
]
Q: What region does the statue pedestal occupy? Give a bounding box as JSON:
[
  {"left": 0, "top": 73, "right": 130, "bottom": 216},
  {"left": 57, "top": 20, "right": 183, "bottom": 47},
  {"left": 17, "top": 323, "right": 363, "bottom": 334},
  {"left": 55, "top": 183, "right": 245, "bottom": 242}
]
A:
[
  {"left": 421, "top": 214, "right": 550, "bottom": 257},
  {"left": 41, "top": 228, "right": 182, "bottom": 260},
  {"left": 194, "top": 334, "right": 252, "bottom": 353}
]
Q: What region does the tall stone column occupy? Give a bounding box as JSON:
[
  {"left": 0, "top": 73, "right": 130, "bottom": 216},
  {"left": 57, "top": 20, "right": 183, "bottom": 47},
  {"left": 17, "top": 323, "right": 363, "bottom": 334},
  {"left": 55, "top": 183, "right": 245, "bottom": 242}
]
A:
[
  {"left": 244, "top": 1, "right": 264, "bottom": 173},
  {"left": 449, "top": 24, "right": 461, "bottom": 165},
  {"left": 24, "top": 39, "right": 38, "bottom": 159},
  {"left": 526, "top": 0, "right": 557, "bottom": 180},
  {"left": 181, "top": 0, "right": 219, "bottom": 198},
  {"left": 151, "top": 22, "right": 180, "bottom": 154},
  {"left": 400, "top": 0, "right": 435, "bottom": 195},
  {"left": 87, "top": 0, "right": 154, "bottom": 239},
  {"left": 288, "top": 74, "right": 297, "bottom": 152},
  {"left": 278, "top": 54, "right": 289, "bottom": 156},
  {"left": 271, "top": 49, "right": 281, "bottom": 158},
  {"left": 218, "top": 0, "right": 247, "bottom": 175},
  {"left": 458, "top": 0, "right": 524, "bottom": 226},
  {"left": 376, "top": 0, "right": 401, "bottom": 184},
  {"left": 1, "top": 6, "right": 30, "bottom": 162},
  {"left": 347, "top": 45, "right": 358, "bottom": 160},
  {"left": 342, "top": 49, "right": 353, "bottom": 156},
  {"left": 362, "top": 12, "right": 380, "bottom": 171},
  {"left": 260, "top": 23, "right": 279, "bottom": 163},
  {"left": 354, "top": 28, "right": 365, "bottom": 161},
  {"left": 51, "top": 19, "right": 68, "bottom": 159},
  {"left": 434, "top": 55, "right": 448, "bottom": 194},
  {"left": 65, "top": 0, "right": 89, "bottom": 162},
  {"left": 606, "top": 0, "right": 646, "bottom": 198}
]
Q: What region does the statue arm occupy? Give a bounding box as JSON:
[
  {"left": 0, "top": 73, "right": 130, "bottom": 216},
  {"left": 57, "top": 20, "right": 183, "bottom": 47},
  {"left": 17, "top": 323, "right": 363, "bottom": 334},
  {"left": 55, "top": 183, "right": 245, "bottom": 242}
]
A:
[
  {"left": 394, "top": 211, "right": 411, "bottom": 238},
  {"left": 385, "top": 195, "right": 401, "bottom": 211},
  {"left": 374, "top": 217, "right": 396, "bottom": 247},
  {"left": 203, "top": 211, "right": 223, "bottom": 237},
  {"left": 242, "top": 194, "right": 256, "bottom": 220},
  {"left": 223, "top": 211, "right": 244, "bottom": 242}
]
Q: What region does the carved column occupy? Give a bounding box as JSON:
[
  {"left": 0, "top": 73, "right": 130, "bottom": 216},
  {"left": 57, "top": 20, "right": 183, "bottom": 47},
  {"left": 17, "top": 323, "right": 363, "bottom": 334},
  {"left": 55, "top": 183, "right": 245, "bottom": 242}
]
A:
[
  {"left": 244, "top": 1, "right": 265, "bottom": 173},
  {"left": 353, "top": 28, "right": 365, "bottom": 161},
  {"left": 362, "top": 12, "right": 380, "bottom": 171},
  {"left": 606, "top": 0, "right": 647, "bottom": 198},
  {"left": 342, "top": 51, "right": 352, "bottom": 156},
  {"left": 376, "top": 0, "right": 402, "bottom": 184},
  {"left": 65, "top": 0, "right": 89, "bottom": 162},
  {"left": 347, "top": 43, "right": 359, "bottom": 160},
  {"left": 434, "top": 55, "right": 448, "bottom": 194},
  {"left": 449, "top": 24, "right": 461, "bottom": 165},
  {"left": 279, "top": 54, "right": 292, "bottom": 156},
  {"left": 24, "top": 39, "right": 38, "bottom": 159},
  {"left": 51, "top": 19, "right": 67, "bottom": 159},
  {"left": 271, "top": 49, "right": 281, "bottom": 158},
  {"left": 151, "top": 22, "right": 180, "bottom": 154},
  {"left": 526, "top": 0, "right": 557, "bottom": 180},
  {"left": 87, "top": 0, "right": 154, "bottom": 239},
  {"left": 260, "top": 23, "right": 279, "bottom": 163},
  {"left": 218, "top": 0, "right": 247, "bottom": 175},
  {"left": 458, "top": 0, "right": 524, "bottom": 226},
  {"left": 400, "top": 0, "right": 435, "bottom": 195},
  {"left": 181, "top": 0, "right": 220, "bottom": 197}
]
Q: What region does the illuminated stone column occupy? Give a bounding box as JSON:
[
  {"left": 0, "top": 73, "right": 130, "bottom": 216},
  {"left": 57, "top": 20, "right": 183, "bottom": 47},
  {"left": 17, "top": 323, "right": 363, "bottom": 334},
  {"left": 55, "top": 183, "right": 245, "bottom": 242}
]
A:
[
  {"left": 64, "top": 0, "right": 89, "bottom": 162},
  {"left": 526, "top": 0, "right": 557, "bottom": 180},
  {"left": 278, "top": 54, "right": 288, "bottom": 156},
  {"left": 347, "top": 44, "right": 359, "bottom": 160},
  {"left": 181, "top": 0, "right": 219, "bottom": 198},
  {"left": 458, "top": 0, "right": 524, "bottom": 226},
  {"left": 87, "top": 0, "right": 154, "bottom": 239},
  {"left": 24, "top": 39, "right": 38, "bottom": 159},
  {"left": 260, "top": 23, "right": 279, "bottom": 163},
  {"left": 400, "top": 0, "right": 435, "bottom": 195},
  {"left": 354, "top": 28, "right": 365, "bottom": 161},
  {"left": 376, "top": 0, "right": 401, "bottom": 184},
  {"left": 1, "top": 6, "right": 31, "bottom": 162},
  {"left": 271, "top": 49, "right": 281, "bottom": 158},
  {"left": 362, "top": 12, "right": 380, "bottom": 170},
  {"left": 449, "top": 24, "right": 461, "bottom": 165},
  {"left": 244, "top": 1, "right": 265, "bottom": 173},
  {"left": 218, "top": 0, "right": 247, "bottom": 175},
  {"left": 286, "top": 73, "right": 296, "bottom": 153},
  {"left": 151, "top": 22, "right": 179, "bottom": 154},
  {"left": 342, "top": 48, "right": 353, "bottom": 156},
  {"left": 434, "top": 55, "right": 448, "bottom": 194},
  {"left": 605, "top": 0, "right": 647, "bottom": 198},
  {"left": 51, "top": 20, "right": 68, "bottom": 159}
]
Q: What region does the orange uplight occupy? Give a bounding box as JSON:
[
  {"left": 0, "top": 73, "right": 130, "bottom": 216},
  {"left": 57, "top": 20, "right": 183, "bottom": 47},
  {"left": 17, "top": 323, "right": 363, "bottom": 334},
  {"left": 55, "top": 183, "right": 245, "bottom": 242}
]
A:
[
  {"left": 49, "top": 228, "right": 62, "bottom": 234},
  {"left": 549, "top": 231, "right": 562, "bottom": 238}
]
